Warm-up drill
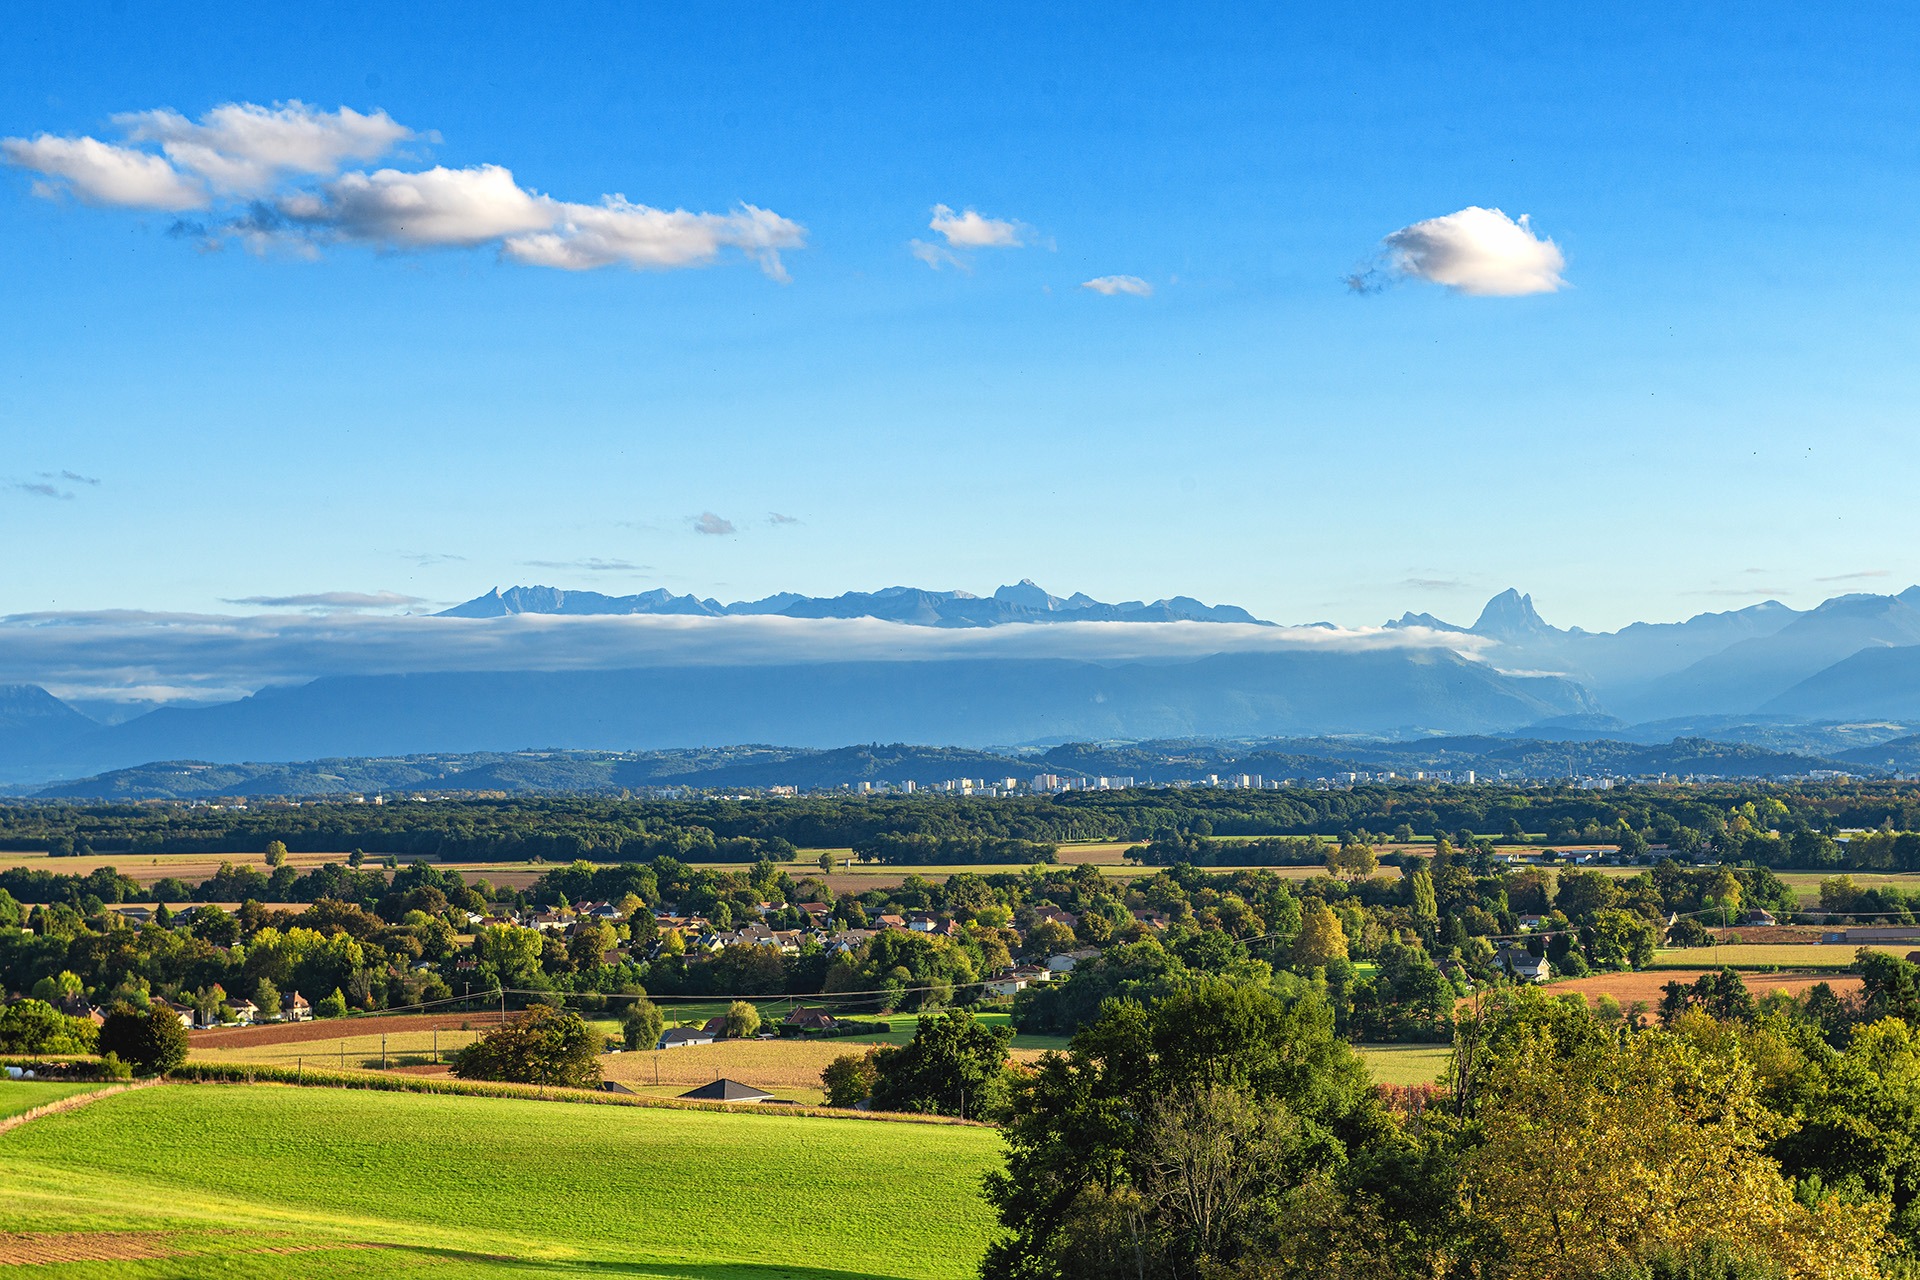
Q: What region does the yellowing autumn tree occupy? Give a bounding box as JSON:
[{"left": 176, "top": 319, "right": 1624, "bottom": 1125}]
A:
[
  {"left": 1293, "top": 902, "right": 1349, "bottom": 970},
  {"left": 1462, "top": 1017, "right": 1887, "bottom": 1280}
]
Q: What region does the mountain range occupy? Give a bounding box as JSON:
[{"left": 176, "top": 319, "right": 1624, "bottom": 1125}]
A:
[
  {"left": 440, "top": 580, "right": 1270, "bottom": 627},
  {"left": 4, "top": 579, "right": 1920, "bottom": 789}
]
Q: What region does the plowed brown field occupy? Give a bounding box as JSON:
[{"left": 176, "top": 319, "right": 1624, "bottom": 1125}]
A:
[{"left": 190, "top": 1012, "right": 512, "bottom": 1050}]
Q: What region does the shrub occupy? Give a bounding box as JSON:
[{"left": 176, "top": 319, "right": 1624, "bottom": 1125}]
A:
[
  {"left": 452, "top": 1006, "right": 601, "bottom": 1087},
  {"left": 314, "top": 989, "right": 349, "bottom": 1019},
  {"left": 822, "top": 1048, "right": 880, "bottom": 1107}
]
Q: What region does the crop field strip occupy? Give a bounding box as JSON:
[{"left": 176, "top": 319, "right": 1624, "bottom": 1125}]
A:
[{"left": 0, "top": 1082, "right": 1005, "bottom": 1278}]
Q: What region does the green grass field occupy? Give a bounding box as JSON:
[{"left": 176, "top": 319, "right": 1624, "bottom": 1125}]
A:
[
  {"left": 0, "top": 1083, "right": 1004, "bottom": 1277},
  {"left": 1354, "top": 1044, "right": 1451, "bottom": 1087},
  {"left": 0, "top": 1080, "right": 100, "bottom": 1121},
  {"left": 1646, "top": 944, "right": 1884, "bottom": 970}
]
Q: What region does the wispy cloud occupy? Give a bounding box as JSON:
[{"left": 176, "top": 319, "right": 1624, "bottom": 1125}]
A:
[
  {"left": 10, "top": 471, "right": 101, "bottom": 500},
  {"left": 1401, "top": 576, "right": 1468, "bottom": 591},
  {"left": 911, "top": 203, "right": 1031, "bottom": 271},
  {"left": 222, "top": 591, "right": 423, "bottom": 610},
  {"left": 401, "top": 552, "right": 467, "bottom": 566},
  {"left": 1815, "top": 570, "right": 1889, "bottom": 582},
  {"left": 1081, "top": 275, "right": 1152, "bottom": 297},
  {"left": 5, "top": 100, "right": 804, "bottom": 279},
  {"left": 767, "top": 512, "right": 800, "bottom": 527},
  {"left": 1348, "top": 206, "right": 1566, "bottom": 297},
  {"left": 691, "top": 512, "right": 736, "bottom": 536}
]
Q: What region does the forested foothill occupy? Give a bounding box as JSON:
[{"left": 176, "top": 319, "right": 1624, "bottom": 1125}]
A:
[{"left": 4, "top": 780, "right": 1920, "bottom": 868}]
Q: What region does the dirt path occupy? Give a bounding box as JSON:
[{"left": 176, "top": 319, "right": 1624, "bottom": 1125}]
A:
[{"left": 0, "top": 1080, "right": 161, "bottom": 1137}]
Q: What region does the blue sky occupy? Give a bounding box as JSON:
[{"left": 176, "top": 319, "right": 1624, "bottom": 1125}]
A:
[{"left": 4, "top": 2, "right": 1918, "bottom": 632}]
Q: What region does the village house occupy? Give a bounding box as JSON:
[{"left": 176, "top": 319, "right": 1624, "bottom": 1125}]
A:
[
  {"left": 1497, "top": 948, "right": 1551, "bottom": 983},
  {"left": 782, "top": 1006, "right": 839, "bottom": 1033},
  {"left": 657, "top": 1027, "right": 717, "bottom": 1049},
  {"left": 285, "top": 992, "right": 313, "bottom": 1022}
]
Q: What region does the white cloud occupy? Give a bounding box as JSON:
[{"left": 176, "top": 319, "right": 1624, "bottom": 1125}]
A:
[
  {"left": 503, "top": 198, "right": 803, "bottom": 280},
  {"left": 1353, "top": 206, "right": 1566, "bottom": 297},
  {"left": 281, "top": 163, "right": 550, "bottom": 247},
  {"left": 116, "top": 101, "right": 413, "bottom": 195},
  {"left": 928, "top": 203, "right": 1025, "bottom": 248},
  {"left": 913, "top": 204, "right": 1031, "bottom": 270},
  {"left": 3, "top": 101, "right": 803, "bottom": 280},
  {"left": 1, "top": 134, "right": 207, "bottom": 209},
  {"left": 692, "top": 512, "right": 737, "bottom": 536},
  {"left": 1082, "top": 274, "right": 1152, "bottom": 297}
]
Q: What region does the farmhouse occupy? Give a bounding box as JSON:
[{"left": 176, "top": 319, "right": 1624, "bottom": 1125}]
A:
[
  {"left": 657, "top": 1027, "right": 718, "bottom": 1049},
  {"left": 285, "top": 992, "right": 313, "bottom": 1022}
]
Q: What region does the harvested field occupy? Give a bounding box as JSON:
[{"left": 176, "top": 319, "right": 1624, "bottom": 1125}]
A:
[
  {"left": 1534, "top": 969, "right": 1862, "bottom": 1009},
  {"left": 606, "top": 1036, "right": 1059, "bottom": 1102}
]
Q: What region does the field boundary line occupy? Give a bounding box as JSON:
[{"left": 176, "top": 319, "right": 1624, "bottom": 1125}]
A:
[
  {"left": 167, "top": 1067, "right": 993, "bottom": 1127},
  {"left": 0, "top": 1079, "right": 165, "bottom": 1137}
]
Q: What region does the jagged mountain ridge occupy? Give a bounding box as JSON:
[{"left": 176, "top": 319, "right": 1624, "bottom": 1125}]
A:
[
  {"left": 440, "top": 580, "right": 1271, "bottom": 627},
  {"left": 1389, "top": 586, "right": 1920, "bottom": 720}
]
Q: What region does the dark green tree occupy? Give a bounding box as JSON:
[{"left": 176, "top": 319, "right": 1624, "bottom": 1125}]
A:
[
  {"left": 97, "top": 1002, "right": 189, "bottom": 1075},
  {"left": 867, "top": 1009, "right": 1011, "bottom": 1117}
]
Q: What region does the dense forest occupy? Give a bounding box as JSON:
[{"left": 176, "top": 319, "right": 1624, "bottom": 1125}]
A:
[{"left": 2, "top": 781, "right": 1920, "bottom": 868}]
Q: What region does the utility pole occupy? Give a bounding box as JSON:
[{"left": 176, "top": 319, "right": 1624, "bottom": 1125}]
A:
[{"left": 381, "top": 1035, "right": 387, "bottom": 1070}]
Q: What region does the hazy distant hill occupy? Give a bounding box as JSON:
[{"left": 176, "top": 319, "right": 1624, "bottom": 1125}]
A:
[
  {"left": 23, "top": 647, "right": 1591, "bottom": 779},
  {"left": 28, "top": 731, "right": 1872, "bottom": 800},
  {"left": 0, "top": 684, "right": 98, "bottom": 767},
  {"left": 1763, "top": 645, "right": 1920, "bottom": 721}
]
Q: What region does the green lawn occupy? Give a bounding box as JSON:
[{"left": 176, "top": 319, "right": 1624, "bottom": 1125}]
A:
[
  {"left": 0, "top": 1082, "right": 1004, "bottom": 1278},
  {"left": 0, "top": 1080, "right": 100, "bottom": 1121}
]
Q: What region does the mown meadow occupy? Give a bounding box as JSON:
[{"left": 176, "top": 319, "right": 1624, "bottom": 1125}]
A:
[{"left": 0, "top": 1082, "right": 1005, "bottom": 1278}]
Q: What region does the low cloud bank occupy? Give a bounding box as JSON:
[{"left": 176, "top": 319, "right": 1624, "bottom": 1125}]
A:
[{"left": 0, "top": 610, "right": 1490, "bottom": 709}]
